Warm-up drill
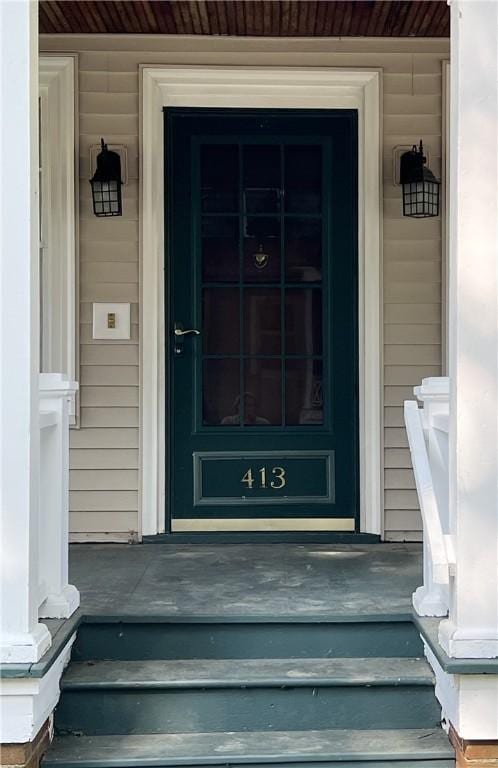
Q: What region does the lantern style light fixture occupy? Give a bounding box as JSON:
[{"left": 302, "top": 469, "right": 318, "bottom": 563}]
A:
[
  {"left": 90, "top": 138, "right": 122, "bottom": 217},
  {"left": 400, "top": 140, "right": 440, "bottom": 218}
]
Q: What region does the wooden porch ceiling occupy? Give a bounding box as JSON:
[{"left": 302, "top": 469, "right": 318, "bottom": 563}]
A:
[{"left": 39, "top": 1, "right": 450, "bottom": 38}]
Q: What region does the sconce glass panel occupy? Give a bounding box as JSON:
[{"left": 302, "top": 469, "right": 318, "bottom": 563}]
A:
[
  {"left": 91, "top": 179, "right": 122, "bottom": 217},
  {"left": 402, "top": 180, "right": 439, "bottom": 218}
]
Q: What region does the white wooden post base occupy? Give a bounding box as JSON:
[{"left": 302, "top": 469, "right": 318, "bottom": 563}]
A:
[{"left": 0, "top": 626, "right": 52, "bottom": 666}]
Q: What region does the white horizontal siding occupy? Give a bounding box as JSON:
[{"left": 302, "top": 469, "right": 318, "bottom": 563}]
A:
[{"left": 39, "top": 34, "right": 448, "bottom": 540}]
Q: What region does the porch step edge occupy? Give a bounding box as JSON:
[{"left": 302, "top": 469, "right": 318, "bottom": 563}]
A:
[
  {"left": 43, "top": 728, "right": 454, "bottom": 768},
  {"left": 62, "top": 657, "right": 434, "bottom": 690}
]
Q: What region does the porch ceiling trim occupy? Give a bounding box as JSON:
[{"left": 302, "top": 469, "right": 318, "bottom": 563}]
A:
[{"left": 139, "top": 65, "right": 382, "bottom": 537}]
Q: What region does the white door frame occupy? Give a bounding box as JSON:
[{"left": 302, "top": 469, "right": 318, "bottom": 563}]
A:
[{"left": 139, "top": 65, "right": 383, "bottom": 537}]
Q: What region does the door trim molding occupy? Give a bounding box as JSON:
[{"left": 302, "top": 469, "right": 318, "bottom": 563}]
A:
[{"left": 140, "top": 65, "right": 383, "bottom": 537}]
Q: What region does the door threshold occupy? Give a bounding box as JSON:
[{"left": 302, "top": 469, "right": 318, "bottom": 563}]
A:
[{"left": 144, "top": 532, "right": 380, "bottom": 544}]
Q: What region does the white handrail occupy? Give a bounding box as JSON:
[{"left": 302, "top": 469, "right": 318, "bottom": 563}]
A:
[{"left": 404, "top": 399, "right": 449, "bottom": 586}]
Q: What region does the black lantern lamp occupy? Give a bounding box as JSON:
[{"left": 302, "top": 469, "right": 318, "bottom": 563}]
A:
[
  {"left": 90, "top": 139, "right": 122, "bottom": 217},
  {"left": 400, "top": 140, "right": 440, "bottom": 218}
]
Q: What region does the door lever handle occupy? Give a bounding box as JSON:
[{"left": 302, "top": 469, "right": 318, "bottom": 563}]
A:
[{"left": 174, "top": 328, "right": 201, "bottom": 337}]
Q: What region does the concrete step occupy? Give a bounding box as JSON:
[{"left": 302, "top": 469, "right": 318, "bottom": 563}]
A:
[
  {"left": 72, "top": 619, "right": 423, "bottom": 662},
  {"left": 54, "top": 657, "right": 441, "bottom": 735},
  {"left": 43, "top": 728, "right": 455, "bottom": 768}
]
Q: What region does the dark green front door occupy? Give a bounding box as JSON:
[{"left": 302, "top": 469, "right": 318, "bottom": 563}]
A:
[{"left": 166, "top": 108, "right": 358, "bottom": 533}]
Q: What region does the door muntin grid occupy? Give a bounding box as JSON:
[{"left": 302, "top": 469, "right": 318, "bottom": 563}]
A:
[{"left": 196, "top": 139, "right": 330, "bottom": 431}]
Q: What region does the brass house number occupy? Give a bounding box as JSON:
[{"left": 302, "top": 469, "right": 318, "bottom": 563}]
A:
[{"left": 241, "top": 466, "right": 287, "bottom": 490}]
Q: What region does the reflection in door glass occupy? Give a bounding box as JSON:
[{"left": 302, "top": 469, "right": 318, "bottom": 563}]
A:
[
  {"left": 203, "top": 359, "right": 240, "bottom": 426},
  {"left": 201, "top": 145, "right": 239, "bottom": 213},
  {"left": 243, "top": 145, "right": 281, "bottom": 213},
  {"left": 285, "top": 289, "right": 323, "bottom": 355},
  {"left": 244, "top": 359, "right": 282, "bottom": 426},
  {"left": 285, "top": 218, "right": 322, "bottom": 283},
  {"left": 202, "top": 217, "right": 239, "bottom": 283},
  {"left": 284, "top": 145, "right": 322, "bottom": 213},
  {"left": 199, "top": 140, "right": 326, "bottom": 430},
  {"left": 244, "top": 289, "right": 281, "bottom": 356},
  {"left": 286, "top": 359, "right": 324, "bottom": 426},
  {"left": 243, "top": 217, "right": 280, "bottom": 283},
  {"left": 203, "top": 288, "right": 240, "bottom": 355}
]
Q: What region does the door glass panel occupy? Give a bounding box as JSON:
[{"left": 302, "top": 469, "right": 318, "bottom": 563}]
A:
[
  {"left": 203, "top": 288, "right": 240, "bottom": 355},
  {"left": 202, "top": 216, "right": 239, "bottom": 283},
  {"left": 243, "top": 145, "right": 281, "bottom": 213},
  {"left": 243, "top": 217, "right": 280, "bottom": 282},
  {"left": 244, "top": 289, "right": 281, "bottom": 355},
  {"left": 201, "top": 145, "right": 238, "bottom": 213},
  {"left": 284, "top": 145, "right": 322, "bottom": 213},
  {"left": 199, "top": 140, "right": 326, "bottom": 430},
  {"left": 285, "top": 217, "right": 322, "bottom": 283},
  {"left": 286, "top": 359, "right": 324, "bottom": 426},
  {"left": 203, "top": 359, "right": 240, "bottom": 426},
  {"left": 285, "top": 289, "right": 323, "bottom": 355},
  {"left": 244, "top": 358, "right": 282, "bottom": 426}
]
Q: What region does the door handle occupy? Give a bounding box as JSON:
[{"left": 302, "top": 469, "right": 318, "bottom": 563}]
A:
[
  {"left": 173, "top": 323, "right": 200, "bottom": 356},
  {"left": 174, "top": 327, "right": 201, "bottom": 337}
]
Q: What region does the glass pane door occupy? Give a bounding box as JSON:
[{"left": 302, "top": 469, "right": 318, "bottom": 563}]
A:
[{"left": 167, "top": 108, "right": 358, "bottom": 532}]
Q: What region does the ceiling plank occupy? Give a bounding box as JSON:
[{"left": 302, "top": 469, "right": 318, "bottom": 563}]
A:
[{"left": 38, "top": 1, "right": 450, "bottom": 38}]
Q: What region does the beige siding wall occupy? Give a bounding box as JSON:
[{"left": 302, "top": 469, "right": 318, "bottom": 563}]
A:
[{"left": 40, "top": 35, "right": 449, "bottom": 542}]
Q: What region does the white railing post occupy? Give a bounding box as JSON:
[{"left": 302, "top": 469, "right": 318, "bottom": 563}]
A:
[
  {"left": 38, "top": 374, "right": 79, "bottom": 619},
  {"left": 0, "top": 0, "right": 52, "bottom": 663},
  {"left": 409, "top": 377, "right": 450, "bottom": 617}
]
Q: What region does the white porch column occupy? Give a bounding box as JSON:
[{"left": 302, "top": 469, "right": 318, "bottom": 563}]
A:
[
  {"left": 439, "top": 0, "right": 498, "bottom": 659},
  {"left": 0, "top": 1, "right": 51, "bottom": 662}
]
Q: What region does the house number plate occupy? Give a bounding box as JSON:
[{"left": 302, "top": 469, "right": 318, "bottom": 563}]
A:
[{"left": 193, "top": 451, "right": 335, "bottom": 506}]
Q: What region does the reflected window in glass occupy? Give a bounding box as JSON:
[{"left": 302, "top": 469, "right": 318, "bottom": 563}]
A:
[
  {"left": 201, "top": 145, "right": 238, "bottom": 213},
  {"left": 203, "top": 359, "right": 240, "bottom": 426},
  {"left": 202, "top": 216, "right": 239, "bottom": 283},
  {"left": 244, "top": 289, "right": 281, "bottom": 356},
  {"left": 244, "top": 359, "right": 282, "bottom": 426},
  {"left": 286, "top": 359, "right": 324, "bottom": 426},
  {"left": 285, "top": 289, "right": 323, "bottom": 355},
  {"left": 285, "top": 218, "right": 322, "bottom": 283},
  {"left": 203, "top": 288, "right": 240, "bottom": 355},
  {"left": 243, "top": 145, "right": 281, "bottom": 213},
  {"left": 284, "top": 145, "right": 322, "bottom": 213}
]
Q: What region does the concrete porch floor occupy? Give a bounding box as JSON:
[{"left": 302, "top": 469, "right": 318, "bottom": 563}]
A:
[{"left": 69, "top": 542, "right": 422, "bottom": 618}]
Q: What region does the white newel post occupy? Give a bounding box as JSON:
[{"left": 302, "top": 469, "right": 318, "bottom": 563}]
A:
[
  {"left": 38, "top": 374, "right": 80, "bottom": 619},
  {"left": 439, "top": 0, "right": 498, "bottom": 660},
  {"left": 0, "top": 1, "right": 52, "bottom": 662},
  {"left": 411, "top": 377, "right": 450, "bottom": 618}
]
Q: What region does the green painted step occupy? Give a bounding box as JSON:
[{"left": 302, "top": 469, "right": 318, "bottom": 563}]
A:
[
  {"left": 62, "top": 657, "right": 434, "bottom": 690},
  {"left": 54, "top": 657, "right": 441, "bottom": 735},
  {"left": 72, "top": 620, "right": 423, "bottom": 662},
  {"left": 43, "top": 728, "right": 454, "bottom": 768}
]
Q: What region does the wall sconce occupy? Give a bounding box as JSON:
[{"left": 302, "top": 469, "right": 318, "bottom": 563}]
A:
[
  {"left": 90, "top": 138, "right": 122, "bottom": 217},
  {"left": 400, "top": 140, "right": 440, "bottom": 218}
]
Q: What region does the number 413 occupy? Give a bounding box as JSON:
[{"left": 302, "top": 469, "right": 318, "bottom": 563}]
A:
[{"left": 241, "top": 467, "right": 286, "bottom": 490}]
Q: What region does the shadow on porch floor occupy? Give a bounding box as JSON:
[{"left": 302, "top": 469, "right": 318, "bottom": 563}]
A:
[{"left": 69, "top": 542, "right": 421, "bottom": 618}]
